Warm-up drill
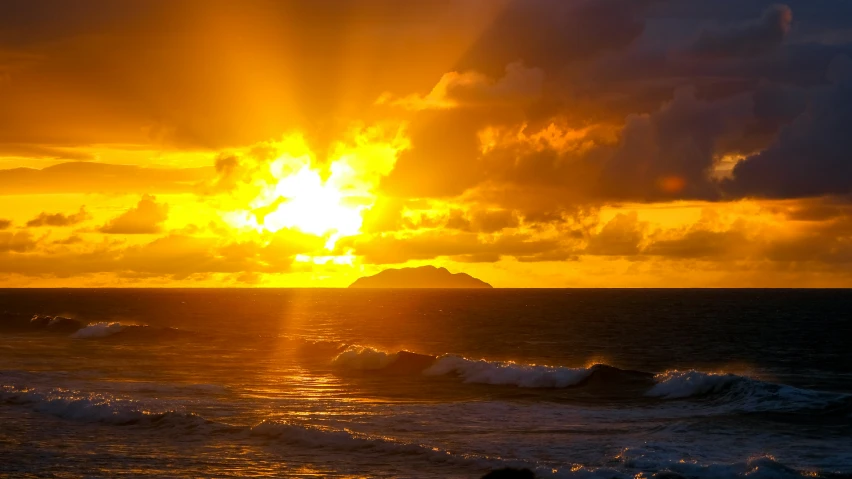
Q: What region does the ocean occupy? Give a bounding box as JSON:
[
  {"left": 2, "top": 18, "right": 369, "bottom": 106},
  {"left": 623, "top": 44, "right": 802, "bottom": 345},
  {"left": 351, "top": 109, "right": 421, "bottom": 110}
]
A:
[{"left": 1, "top": 288, "right": 850, "bottom": 478}]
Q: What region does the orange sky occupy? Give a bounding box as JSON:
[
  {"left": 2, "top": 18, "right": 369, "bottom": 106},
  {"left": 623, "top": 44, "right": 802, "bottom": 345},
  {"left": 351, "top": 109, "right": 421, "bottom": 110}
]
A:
[{"left": 1, "top": 0, "right": 852, "bottom": 287}]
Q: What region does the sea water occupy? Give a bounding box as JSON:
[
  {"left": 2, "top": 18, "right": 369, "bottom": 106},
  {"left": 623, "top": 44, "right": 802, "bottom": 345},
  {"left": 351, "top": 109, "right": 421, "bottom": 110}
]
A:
[{"left": 1, "top": 289, "right": 850, "bottom": 478}]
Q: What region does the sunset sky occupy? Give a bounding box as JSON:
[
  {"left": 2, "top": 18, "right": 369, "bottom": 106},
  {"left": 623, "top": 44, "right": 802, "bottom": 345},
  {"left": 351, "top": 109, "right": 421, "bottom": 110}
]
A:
[{"left": 1, "top": 0, "right": 851, "bottom": 287}]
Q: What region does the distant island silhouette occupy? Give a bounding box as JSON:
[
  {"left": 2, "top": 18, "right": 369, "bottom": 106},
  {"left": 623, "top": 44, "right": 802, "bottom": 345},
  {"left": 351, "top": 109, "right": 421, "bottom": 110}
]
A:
[{"left": 348, "top": 266, "right": 493, "bottom": 289}]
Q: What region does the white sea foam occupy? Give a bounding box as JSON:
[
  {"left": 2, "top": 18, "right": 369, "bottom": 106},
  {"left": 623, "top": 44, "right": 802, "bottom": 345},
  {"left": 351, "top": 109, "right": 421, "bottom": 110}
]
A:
[
  {"left": 646, "top": 370, "right": 742, "bottom": 399},
  {"left": 331, "top": 346, "right": 399, "bottom": 370},
  {"left": 0, "top": 381, "right": 839, "bottom": 478},
  {"left": 647, "top": 369, "right": 850, "bottom": 414},
  {"left": 424, "top": 355, "right": 593, "bottom": 388},
  {"left": 0, "top": 385, "right": 209, "bottom": 428},
  {"left": 70, "top": 322, "right": 128, "bottom": 339}
]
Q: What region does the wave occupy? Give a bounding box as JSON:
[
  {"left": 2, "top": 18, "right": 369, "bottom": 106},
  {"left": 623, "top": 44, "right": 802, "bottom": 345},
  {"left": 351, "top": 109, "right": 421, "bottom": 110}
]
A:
[
  {"left": 0, "top": 314, "right": 194, "bottom": 341},
  {"left": 647, "top": 370, "right": 852, "bottom": 414},
  {"left": 331, "top": 346, "right": 849, "bottom": 413},
  {"left": 332, "top": 346, "right": 655, "bottom": 389},
  {"left": 424, "top": 355, "right": 596, "bottom": 388},
  {"left": 249, "top": 420, "right": 499, "bottom": 468},
  {"left": 0, "top": 382, "right": 842, "bottom": 478},
  {"left": 332, "top": 346, "right": 401, "bottom": 370},
  {"left": 0, "top": 383, "right": 507, "bottom": 471},
  {"left": 0, "top": 385, "right": 213, "bottom": 429},
  {"left": 331, "top": 346, "right": 438, "bottom": 375},
  {"left": 71, "top": 322, "right": 128, "bottom": 338},
  {"left": 28, "top": 315, "right": 85, "bottom": 332}
]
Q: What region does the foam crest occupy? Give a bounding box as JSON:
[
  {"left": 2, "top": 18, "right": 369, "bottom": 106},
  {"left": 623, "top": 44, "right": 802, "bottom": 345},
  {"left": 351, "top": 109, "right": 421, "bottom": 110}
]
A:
[
  {"left": 70, "top": 322, "right": 128, "bottom": 339},
  {"left": 332, "top": 346, "right": 399, "bottom": 370},
  {"left": 646, "top": 370, "right": 742, "bottom": 399},
  {"left": 424, "top": 355, "right": 593, "bottom": 388},
  {"left": 29, "top": 315, "right": 84, "bottom": 331},
  {"left": 0, "top": 385, "right": 210, "bottom": 428},
  {"left": 647, "top": 370, "right": 851, "bottom": 413},
  {"left": 250, "top": 420, "right": 502, "bottom": 469}
]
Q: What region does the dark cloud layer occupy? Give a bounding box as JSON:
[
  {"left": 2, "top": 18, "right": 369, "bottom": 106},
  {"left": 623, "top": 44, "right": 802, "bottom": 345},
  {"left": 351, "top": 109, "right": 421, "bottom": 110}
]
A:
[
  {"left": 687, "top": 4, "right": 793, "bottom": 58},
  {"left": 459, "top": 0, "right": 654, "bottom": 74},
  {"left": 726, "top": 55, "right": 852, "bottom": 198}
]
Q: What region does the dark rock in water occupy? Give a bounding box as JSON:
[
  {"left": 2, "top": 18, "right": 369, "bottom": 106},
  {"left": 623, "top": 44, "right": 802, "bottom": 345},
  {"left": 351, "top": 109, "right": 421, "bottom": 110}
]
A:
[
  {"left": 348, "top": 266, "right": 492, "bottom": 289},
  {"left": 652, "top": 472, "right": 687, "bottom": 479},
  {"left": 481, "top": 468, "right": 536, "bottom": 479}
]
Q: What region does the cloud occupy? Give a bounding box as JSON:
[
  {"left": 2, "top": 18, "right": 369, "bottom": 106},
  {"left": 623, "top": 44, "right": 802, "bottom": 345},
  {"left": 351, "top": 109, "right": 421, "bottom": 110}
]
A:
[
  {"left": 599, "top": 88, "right": 753, "bottom": 201},
  {"left": 0, "top": 226, "right": 328, "bottom": 280},
  {"left": 459, "top": 0, "right": 654, "bottom": 74},
  {"left": 644, "top": 229, "right": 749, "bottom": 259},
  {"left": 0, "top": 218, "right": 10, "bottom": 230},
  {"left": 0, "top": 231, "right": 36, "bottom": 253},
  {"left": 584, "top": 212, "right": 646, "bottom": 256},
  {"left": 445, "top": 208, "right": 520, "bottom": 233},
  {"left": 380, "top": 64, "right": 546, "bottom": 198},
  {"left": 26, "top": 207, "right": 90, "bottom": 227},
  {"left": 99, "top": 195, "right": 169, "bottom": 234},
  {"left": 0, "top": 144, "right": 96, "bottom": 161},
  {"left": 725, "top": 55, "right": 852, "bottom": 198},
  {"left": 687, "top": 4, "right": 793, "bottom": 58},
  {"left": 348, "top": 230, "right": 561, "bottom": 265},
  {"left": 379, "top": 62, "right": 544, "bottom": 111},
  {"left": 0, "top": 162, "right": 213, "bottom": 195}
]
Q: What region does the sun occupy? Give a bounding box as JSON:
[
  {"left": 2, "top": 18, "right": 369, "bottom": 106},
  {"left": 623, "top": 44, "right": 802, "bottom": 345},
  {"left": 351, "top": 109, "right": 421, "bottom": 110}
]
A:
[
  {"left": 261, "top": 163, "right": 364, "bottom": 244},
  {"left": 221, "top": 129, "right": 407, "bottom": 250}
]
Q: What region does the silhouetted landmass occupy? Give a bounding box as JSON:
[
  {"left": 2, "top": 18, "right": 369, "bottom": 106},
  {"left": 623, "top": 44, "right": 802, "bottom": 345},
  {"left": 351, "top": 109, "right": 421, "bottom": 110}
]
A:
[{"left": 348, "top": 266, "right": 492, "bottom": 289}]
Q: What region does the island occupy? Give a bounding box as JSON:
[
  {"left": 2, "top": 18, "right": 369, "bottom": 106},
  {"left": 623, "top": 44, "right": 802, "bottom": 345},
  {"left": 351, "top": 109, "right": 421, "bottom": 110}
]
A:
[{"left": 348, "top": 266, "right": 493, "bottom": 289}]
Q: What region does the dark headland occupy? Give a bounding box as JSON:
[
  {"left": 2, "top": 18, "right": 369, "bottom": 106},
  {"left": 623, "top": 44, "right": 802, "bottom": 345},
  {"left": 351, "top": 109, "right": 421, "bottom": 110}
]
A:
[{"left": 348, "top": 266, "right": 493, "bottom": 289}]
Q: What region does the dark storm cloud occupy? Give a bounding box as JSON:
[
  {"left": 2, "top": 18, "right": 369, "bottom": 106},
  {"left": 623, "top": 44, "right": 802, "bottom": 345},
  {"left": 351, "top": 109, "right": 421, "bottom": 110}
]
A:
[
  {"left": 458, "top": 0, "right": 655, "bottom": 74},
  {"left": 26, "top": 207, "right": 90, "bottom": 227},
  {"left": 3, "top": 0, "right": 852, "bottom": 206},
  {"left": 725, "top": 55, "right": 852, "bottom": 198},
  {"left": 687, "top": 4, "right": 793, "bottom": 58},
  {"left": 600, "top": 88, "right": 753, "bottom": 201},
  {"left": 0, "top": 162, "right": 213, "bottom": 195}
]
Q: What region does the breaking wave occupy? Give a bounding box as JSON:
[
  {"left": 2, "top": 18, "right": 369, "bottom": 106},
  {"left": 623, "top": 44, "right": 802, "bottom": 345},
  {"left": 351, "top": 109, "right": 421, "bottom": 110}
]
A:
[
  {"left": 330, "top": 345, "right": 850, "bottom": 415},
  {"left": 647, "top": 370, "right": 852, "bottom": 414},
  {"left": 0, "top": 381, "right": 844, "bottom": 478},
  {"left": 0, "top": 385, "right": 213, "bottom": 429},
  {"left": 0, "top": 314, "right": 194, "bottom": 341},
  {"left": 71, "top": 322, "right": 128, "bottom": 339},
  {"left": 0, "top": 383, "right": 509, "bottom": 471},
  {"left": 331, "top": 346, "right": 400, "bottom": 370},
  {"left": 424, "top": 355, "right": 596, "bottom": 388},
  {"left": 28, "top": 315, "right": 84, "bottom": 332}
]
